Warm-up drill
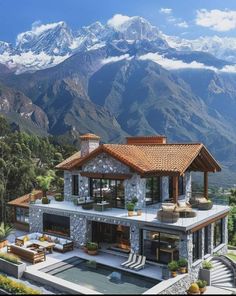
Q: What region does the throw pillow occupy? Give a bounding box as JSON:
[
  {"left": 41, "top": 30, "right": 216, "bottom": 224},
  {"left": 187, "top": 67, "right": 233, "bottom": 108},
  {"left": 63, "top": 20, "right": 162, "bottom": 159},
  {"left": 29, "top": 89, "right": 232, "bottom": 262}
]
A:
[
  {"left": 162, "top": 204, "right": 176, "bottom": 212},
  {"left": 23, "top": 235, "right": 29, "bottom": 243},
  {"left": 178, "top": 200, "right": 187, "bottom": 208},
  {"left": 55, "top": 238, "right": 60, "bottom": 244}
]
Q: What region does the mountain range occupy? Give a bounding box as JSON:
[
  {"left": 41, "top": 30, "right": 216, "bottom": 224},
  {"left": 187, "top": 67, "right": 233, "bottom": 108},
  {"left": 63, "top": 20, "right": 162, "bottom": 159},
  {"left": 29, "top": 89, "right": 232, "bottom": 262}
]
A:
[{"left": 1, "top": 16, "right": 236, "bottom": 186}]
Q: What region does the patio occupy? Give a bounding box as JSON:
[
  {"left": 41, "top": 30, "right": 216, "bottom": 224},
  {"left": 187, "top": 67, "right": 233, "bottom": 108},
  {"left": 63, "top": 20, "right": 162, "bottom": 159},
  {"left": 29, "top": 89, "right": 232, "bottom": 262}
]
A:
[{"left": 33, "top": 200, "right": 230, "bottom": 231}]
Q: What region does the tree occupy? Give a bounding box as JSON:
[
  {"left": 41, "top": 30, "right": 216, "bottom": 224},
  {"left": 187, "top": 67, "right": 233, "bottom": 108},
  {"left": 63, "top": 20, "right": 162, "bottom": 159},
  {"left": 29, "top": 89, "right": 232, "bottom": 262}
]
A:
[{"left": 36, "top": 170, "right": 56, "bottom": 197}]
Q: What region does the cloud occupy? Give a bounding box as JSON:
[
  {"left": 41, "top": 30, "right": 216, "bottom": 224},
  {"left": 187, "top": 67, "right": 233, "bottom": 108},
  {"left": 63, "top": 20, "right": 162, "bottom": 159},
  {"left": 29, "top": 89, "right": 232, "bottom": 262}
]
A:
[
  {"left": 101, "top": 54, "right": 131, "bottom": 65},
  {"left": 176, "top": 21, "right": 189, "bottom": 28},
  {"left": 159, "top": 8, "right": 172, "bottom": 14},
  {"left": 139, "top": 52, "right": 217, "bottom": 71},
  {"left": 196, "top": 9, "right": 236, "bottom": 32},
  {"left": 107, "top": 14, "right": 131, "bottom": 30}
]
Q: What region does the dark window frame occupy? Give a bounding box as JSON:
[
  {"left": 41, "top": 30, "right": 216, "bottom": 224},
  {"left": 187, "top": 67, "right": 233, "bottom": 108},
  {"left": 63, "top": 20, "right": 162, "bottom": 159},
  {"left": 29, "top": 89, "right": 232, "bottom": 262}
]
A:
[
  {"left": 193, "top": 230, "right": 202, "bottom": 262},
  {"left": 204, "top": 225, "right": 210, "bottom": 255},
  {"left": 145, "top": 177, "right": 161, "bottom": 205},
  {"left": 89, "top": 178, "right": 125, "bottom": 208},
  {"left": 214, "top": 219, "right": 223, "bottom": 248},
  {"left": 72, "top": 174, "right": 79, "bottom": 196}
]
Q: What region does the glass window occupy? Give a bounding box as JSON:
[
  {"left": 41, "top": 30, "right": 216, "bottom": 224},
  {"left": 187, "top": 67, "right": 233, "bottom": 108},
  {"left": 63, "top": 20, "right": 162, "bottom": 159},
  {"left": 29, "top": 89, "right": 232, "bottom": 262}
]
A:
[
  {"left": 141, "top": 229, "right": 179, "bottom": 264},
  {"left": 178, "top": 176, "right": 184, "bottom": 196},
  {"left": 193, "top": 230, "right": 202, "bottom": 262},
  {"left": 72, "top": 175, "right": 79, "bottom": 196},
  {"left": 213, "top": 219, "right": 223, "bottom": 248},
  {"left": 169, "top": 176, "right": 185, "bottom": 199},
  {"left": 145, "top": 177, "right": 161, "bottom": 205},
  {"left": 16, "top": 207, "right": 29, "bottom": 223},
  {"left": 90, "top": 178, "right": 125, "bottom": 208},
  {"left": 204, "top": 225, "right": 210, "bottom": 255}
]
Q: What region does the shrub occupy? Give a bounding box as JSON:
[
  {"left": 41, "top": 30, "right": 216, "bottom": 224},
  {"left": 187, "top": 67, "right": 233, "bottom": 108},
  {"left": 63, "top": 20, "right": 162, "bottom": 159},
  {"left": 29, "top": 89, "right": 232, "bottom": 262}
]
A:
[
  {"left": 126, "top": 202, "right": 135, "bottom": 211},
  {"left": 202, "top": 261, "right": 213, "bottom": 270},
  {"left": 0, "top": 274, "right": 40, "bottom": 294},
  {"left": 0, "top": 223, "right": 14, "bottom": 242},
  {"left": 54, "top": 193, "right": 64, "bottom": 202},
  {"left": 196, "top": 280, "right": 207, "bottom": 288},
  {"left": 188, "top": 283, "right": 200, "bottom": 293},
  {"left": 87, "top": 242, "right": 98, "bottom": 251},
  {"left": 168, "top": 260, "right": 179, "bottom": 271},
  {"left": 41, "top": 197, "right": 50, "bottom": 204},
  {"left": 0, "top": 253, "right": 20, "bottom": 265},
  {"left": 178, "top": 258, "right": 188, "bottom": 268}
]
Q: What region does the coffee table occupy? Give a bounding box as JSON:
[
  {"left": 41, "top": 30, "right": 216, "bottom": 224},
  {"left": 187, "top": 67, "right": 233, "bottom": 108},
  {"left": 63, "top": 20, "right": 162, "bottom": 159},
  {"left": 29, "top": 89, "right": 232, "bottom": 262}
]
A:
[{"left": 32, "top": 241, "right": 55, "bottom": 253}]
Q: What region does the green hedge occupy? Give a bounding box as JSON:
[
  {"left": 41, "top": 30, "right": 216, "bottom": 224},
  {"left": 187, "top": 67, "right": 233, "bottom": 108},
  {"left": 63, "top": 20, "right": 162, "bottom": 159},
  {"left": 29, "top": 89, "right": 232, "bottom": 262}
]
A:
[
  {"left": 0, "top": 253, "right": 20, "bottom": 265},
  {"left": 0, "top": 274, "right": 41, "bottom": 294}
]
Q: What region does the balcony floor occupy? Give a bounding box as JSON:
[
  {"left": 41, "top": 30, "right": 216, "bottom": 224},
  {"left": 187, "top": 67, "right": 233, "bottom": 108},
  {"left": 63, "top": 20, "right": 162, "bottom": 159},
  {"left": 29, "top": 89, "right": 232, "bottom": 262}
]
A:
[{"left": 31, "top": 200, "right": 230, "bottom": 231}]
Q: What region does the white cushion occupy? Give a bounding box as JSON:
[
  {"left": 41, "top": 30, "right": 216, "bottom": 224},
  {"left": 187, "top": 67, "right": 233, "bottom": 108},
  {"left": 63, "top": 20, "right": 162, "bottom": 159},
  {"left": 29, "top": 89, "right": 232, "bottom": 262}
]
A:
[
  {"left": 178, "top": 200, "right": 187, "bottom": 208},
  {"left": 55, "top": 244, "right": 63, "bottom": 250},
  {"left": 162, "top": 203, "right": 176, "bottom": 212}
]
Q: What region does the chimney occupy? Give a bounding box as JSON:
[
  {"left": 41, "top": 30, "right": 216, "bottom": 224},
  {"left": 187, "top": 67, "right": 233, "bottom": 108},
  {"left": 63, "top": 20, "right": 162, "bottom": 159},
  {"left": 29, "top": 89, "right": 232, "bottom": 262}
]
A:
[
  {"left": 80, "top": 133, "right": 100, "bottom": 157},
  {"left": 126, "top": 135, "right": 167, "bottom": 145}
]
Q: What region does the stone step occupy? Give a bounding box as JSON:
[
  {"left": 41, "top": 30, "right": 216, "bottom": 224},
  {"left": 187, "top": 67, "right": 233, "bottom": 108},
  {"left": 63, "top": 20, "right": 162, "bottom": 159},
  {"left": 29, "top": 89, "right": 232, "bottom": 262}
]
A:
[
  {"left": 211, "top": 276, "right": 234, "bottom": 285},
  {"left": 211, "top": 266, "right": 230, "bottom": 274},
  {"left": 213, "top": 282, "right": 235, "bottom": 288},
  {"left": 211, "top": 270, "right": 233, "bottom": 281},
  {"left": 211, "top": 261, "right": 225, "bottom": 268}
]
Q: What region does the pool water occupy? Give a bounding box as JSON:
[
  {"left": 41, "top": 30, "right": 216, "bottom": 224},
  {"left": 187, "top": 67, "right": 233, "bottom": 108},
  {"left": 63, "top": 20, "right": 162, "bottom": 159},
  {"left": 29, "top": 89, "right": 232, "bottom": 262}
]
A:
[{"left": 41, "top": 256, "right": 159, "bottom": 294}]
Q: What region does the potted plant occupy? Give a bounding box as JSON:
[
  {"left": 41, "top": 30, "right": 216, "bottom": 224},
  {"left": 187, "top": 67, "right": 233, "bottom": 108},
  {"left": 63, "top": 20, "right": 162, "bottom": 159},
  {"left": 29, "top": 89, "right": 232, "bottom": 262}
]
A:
[
  {"left": 136, "top": 207, "right": 142, "bottom": 216},
  {"left": 41, "top": 196, "right": 50, "bottom": 204},
  {"left": 196, "top": 280, "right": 207, "bottom": 294},
  {"left": 87, "top": 242, "right": 98, "bottom": 255},
  {"left": 126, "top": 202, "right": 135, "bottom": 217},
  {"left": 188, "top": 283, "right": 200, "bottom": 295},
  {"left": 178, "top": 258, "right": 188, "bottom": 273},
  {"left": 168, "top": 260, "right": 179, "bottom": 277},
  {"left": 199, "top": 261, "right": 213, "bottom": 285},
  {"left": 0, "top": 223, "right": 14, "bottom": 249},
  {"left": 36, "top": 170, "right": 55, "bottom": 197}
]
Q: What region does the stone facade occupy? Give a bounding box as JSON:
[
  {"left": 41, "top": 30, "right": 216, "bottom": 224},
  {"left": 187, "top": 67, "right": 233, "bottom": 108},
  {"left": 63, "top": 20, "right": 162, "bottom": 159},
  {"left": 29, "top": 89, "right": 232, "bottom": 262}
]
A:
[
  {"left": 185, "top": 171, "right": 192, "bottom": 199},
  {"left": 161, "top": 176, "right": 169, "bottom": 201},
  {"left": 124, "top": 174, "right": 146, "bottom": 207},
  {"left": 83, "top": 152, "right": 130, "bottom": 174}
]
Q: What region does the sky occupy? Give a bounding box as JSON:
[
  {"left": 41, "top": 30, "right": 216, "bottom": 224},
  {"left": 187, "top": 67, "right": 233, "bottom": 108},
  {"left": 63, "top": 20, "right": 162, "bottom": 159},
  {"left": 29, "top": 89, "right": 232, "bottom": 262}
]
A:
[{"left": 0, "top": 0, "right": 236, "bottom": 43}]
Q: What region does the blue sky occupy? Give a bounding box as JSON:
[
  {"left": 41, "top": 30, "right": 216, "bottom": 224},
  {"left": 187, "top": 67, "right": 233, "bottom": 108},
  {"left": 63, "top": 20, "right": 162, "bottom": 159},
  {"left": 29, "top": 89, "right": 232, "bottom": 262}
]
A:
[{"left": 0, "top": 0, "right": 236, "bottom": 43}]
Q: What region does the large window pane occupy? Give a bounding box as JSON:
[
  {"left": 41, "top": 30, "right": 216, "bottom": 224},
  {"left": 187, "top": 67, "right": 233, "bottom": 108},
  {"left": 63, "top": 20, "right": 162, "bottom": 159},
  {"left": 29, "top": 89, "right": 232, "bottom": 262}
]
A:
[
  {"left": 72, "top": 175, "right": 79, "bottom": 196},
  {"left": 214, "top": 219, "right": 223, "bottom": 248},
  {"left": 193, "top": 230, "right": 201, "bottom": 262},
  {"left": 16, "top": 207, "right": 29, "bottom": 223},
  {"left": 145, "top": 177, "right": 161, "bottom": 205},
  {"left": 90, "top": 178, "right": 125, "bottom": 208},
  {"left": 142, "top": 229, "right": 179, "bottom": 264}
]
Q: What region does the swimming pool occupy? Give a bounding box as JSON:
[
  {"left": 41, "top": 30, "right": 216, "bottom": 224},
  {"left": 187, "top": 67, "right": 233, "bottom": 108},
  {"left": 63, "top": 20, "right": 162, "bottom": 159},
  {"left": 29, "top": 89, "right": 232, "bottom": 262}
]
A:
[{"left": 40, "top": 256, "right": 159, "bottom": 294}]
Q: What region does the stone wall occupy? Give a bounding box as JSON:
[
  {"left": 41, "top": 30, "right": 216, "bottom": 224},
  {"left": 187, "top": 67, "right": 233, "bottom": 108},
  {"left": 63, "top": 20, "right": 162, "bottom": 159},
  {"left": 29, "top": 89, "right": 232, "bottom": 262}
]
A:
[
  {"left": 185, "top": 171, "right": 192, "bottom": 199},
  {"left": 64, "top": 171, "right": 72, "bottom": 201},
  {"left": 124, "top": 174, "right": 146, "bottom": 207},
  {"left": 83, "top": 152, "right": 130, "bottom": 174},
  {"left": 161, "top": 176, "right": 169, "bottom": 201}
]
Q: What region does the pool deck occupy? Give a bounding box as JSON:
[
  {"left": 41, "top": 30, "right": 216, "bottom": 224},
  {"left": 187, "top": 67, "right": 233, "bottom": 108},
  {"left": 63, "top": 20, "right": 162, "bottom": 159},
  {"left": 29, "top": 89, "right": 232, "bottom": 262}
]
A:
[
  {"left": 24, "top": 248, "right": 164, "bottom": 294},
  {"left": 31, "top": 200, "right": 230, "bottom": 231}
]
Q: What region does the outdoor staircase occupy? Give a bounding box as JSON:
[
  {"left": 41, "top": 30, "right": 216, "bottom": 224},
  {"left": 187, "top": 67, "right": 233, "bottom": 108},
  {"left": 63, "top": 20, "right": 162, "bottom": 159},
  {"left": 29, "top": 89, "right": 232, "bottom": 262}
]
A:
[{"left": 210, "top": 256, "right": 236, "bottom": 291}]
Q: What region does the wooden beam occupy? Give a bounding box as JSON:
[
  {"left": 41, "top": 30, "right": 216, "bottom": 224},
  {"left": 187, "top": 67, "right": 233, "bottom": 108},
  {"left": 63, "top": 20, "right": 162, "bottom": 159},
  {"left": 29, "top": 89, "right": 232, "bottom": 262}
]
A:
[
  {"left": 172, "top": 175, "right": 179, "bottom": 204},
  {"left": 204, "top": 172, "right": 208, "bottom": 199},
  {"left": 190, "top": 212, "right": 229, "bottom": 233},
  {"left": 80, "top": 172, "right": 132, "bottom": 180}
]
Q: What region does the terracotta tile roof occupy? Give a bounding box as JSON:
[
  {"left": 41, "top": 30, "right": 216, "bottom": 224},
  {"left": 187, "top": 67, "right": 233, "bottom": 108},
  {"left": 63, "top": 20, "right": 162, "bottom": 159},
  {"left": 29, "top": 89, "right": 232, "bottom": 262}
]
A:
[
  {"left": 55, "top": 151, "right": 82, "bottom": 169},
  {"left": 8, "top": 190, "right": 43, "bottom": 208},
  {"left": 56, "top": 142, "right": 221, "bottom": 174}
]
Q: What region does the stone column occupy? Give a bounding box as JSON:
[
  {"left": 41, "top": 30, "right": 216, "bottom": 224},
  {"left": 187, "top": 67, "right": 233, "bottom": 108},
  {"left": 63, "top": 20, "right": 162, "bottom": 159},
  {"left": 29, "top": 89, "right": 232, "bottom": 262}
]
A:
[
  {"left": 179, "top": 232, "right": 193, "bottom": 268},
  {"left": 209, "top": 223, "right": 214, "bottom": 254},
  {"left": 79, "top": 175, "right": 89, "bottom": 197},
  {"left": 130, "top": 224, "right": 140, "bottom": 253},
  {"left": 29, "top": 206, "right": 43, "bottom": 233},
  {"left": 222, "top": 216, "right": 228, "bottom": 246},
  {"left": 185, "top": 171, "right": 192, "bottom": 200},
  {"left": 124, "top": 174, "right": 146, "bottom": 207},
  {"left": 70, "top": 214, "right": 88, "bottom": 247},
  {"left": 161, "top": 176, "right": 169, "bottom": 201},
  {"left": 64, "top": 171, "right": 72, "bottom": 201}
]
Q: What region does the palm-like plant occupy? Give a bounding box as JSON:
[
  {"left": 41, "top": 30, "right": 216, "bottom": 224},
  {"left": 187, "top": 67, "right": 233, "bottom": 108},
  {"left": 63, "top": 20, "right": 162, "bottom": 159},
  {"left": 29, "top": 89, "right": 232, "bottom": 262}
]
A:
[
  {"left": 0, "top": 222, "right": 14, "bottom": 242},
  {"left": 36, "top": 170, "right": 55, "bottom": 197}
]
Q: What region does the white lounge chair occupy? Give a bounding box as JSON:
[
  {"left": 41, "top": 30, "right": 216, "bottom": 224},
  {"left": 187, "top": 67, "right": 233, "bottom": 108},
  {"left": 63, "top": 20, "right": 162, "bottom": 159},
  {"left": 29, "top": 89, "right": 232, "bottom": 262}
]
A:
[
  {"left": 121, "top": 252, "right": 134, "bottom": 267},
  {"left": 123, "top": 253, "right": 137, "bottom": 268},
  {"left": 129, "top": 255, "right": 142, "bottom": 269},
  {"left": 133, "top": 256, "right": 146, "bottom": 271}
]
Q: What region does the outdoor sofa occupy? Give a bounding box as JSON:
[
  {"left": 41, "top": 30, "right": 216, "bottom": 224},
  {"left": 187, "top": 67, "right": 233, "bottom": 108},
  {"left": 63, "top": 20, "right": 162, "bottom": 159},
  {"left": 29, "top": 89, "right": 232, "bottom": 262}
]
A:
[
  {"left": 7, "top": 244, "right": 45, "bottom": 264},
  {"left": 15, "top": 232, "right": 74, "bottom": 253}
]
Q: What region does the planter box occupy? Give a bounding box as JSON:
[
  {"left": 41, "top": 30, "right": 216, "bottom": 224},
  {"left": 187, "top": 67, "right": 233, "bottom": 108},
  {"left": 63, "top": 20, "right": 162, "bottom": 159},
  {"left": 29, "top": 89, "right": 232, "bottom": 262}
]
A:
[
  {"left": 199, "top": 268, "right": 211, "bottom": 285},
  {"left": 0, "top": 258, "right": 26, "bottom": 279}
]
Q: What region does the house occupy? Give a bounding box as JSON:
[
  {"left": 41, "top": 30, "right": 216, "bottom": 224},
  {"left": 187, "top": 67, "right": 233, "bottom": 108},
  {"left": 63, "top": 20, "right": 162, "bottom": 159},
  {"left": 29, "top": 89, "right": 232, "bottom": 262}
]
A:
[{"left": 23, "top": 133, "right": 230, "bottom": 278}]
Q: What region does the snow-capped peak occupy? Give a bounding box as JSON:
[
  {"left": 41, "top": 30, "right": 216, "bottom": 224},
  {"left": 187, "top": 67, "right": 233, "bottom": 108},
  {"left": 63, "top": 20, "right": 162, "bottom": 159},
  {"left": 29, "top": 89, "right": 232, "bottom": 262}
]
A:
[
  {"left": 16, "top": 21, "right": 73, "bottom": 56},
  {"left": 107, "top": 14, "right": 160, "bottom": 40}
]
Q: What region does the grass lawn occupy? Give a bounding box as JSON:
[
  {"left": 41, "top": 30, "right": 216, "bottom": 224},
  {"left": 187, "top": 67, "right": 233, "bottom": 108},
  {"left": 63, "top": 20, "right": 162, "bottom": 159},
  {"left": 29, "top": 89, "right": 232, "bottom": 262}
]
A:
[{"left": 227, "top": 253, "right": 236, "bottom": 262}]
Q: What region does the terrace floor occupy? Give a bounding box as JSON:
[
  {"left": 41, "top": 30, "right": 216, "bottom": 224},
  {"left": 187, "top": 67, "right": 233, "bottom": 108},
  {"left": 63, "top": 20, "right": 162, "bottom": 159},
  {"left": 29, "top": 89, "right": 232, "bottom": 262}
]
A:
[{"left": 32, "top": 200, "right": 230, "bottom": 231}]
